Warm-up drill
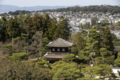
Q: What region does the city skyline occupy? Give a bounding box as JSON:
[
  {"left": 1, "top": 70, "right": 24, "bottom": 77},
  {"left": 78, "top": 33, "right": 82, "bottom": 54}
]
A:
[{"left": 0, "top": 0, "right": 119, "bottom": 7}]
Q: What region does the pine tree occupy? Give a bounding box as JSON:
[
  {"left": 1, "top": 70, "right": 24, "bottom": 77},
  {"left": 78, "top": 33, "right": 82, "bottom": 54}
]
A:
[
  {"left": 42, "top": 14, "right": 51, "bottom": 37},
  {"left": 78, "top": 28, "right": 100, "bottom": 64},
  {"left": 75, "top": 32, "right": 85, "bottom": 52},
  {"left": 0, "top": 16, "right": 7, "bottom": 42},
  {"left": 85, "top": 28, "right": 100, "bottom": 55},
  {"left": 48, "top": 18, "right": 57, "bottom": 40},
  {"left": 54, "top": 16, "right": 70, "bottom": 40},
  {"left": 100, "top": 27, "right": 114, "bottom": 52},
  {"left": 18, "top": 13, "right": 25, "bottom": 34},
  {"left": 32, "top": 14, "right": 43, "bottom": 33},
  {"left": 7, "top": 18, "right": 20, "bottom": 45},
  {"left": 91, "top": 17, "right": 98, "bottom": 26},
  {"left": 24, "top": 13, "right": 33, "bottom": 38}
]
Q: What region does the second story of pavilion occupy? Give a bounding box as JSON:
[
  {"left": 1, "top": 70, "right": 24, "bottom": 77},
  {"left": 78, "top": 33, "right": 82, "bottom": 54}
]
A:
[{"left": 44, "top": 38, "right": 73, "bottom": 59}]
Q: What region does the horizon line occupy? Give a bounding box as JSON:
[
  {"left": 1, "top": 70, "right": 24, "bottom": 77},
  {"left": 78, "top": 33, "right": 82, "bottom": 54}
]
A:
[{"left": 0, "top": 4, "right": 119, "bottom": 7}]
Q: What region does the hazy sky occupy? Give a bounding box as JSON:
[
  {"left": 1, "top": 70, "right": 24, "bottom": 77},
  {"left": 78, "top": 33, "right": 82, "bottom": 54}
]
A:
[{"left": 0, "top": 0, "right": 119, "bottom": 7}]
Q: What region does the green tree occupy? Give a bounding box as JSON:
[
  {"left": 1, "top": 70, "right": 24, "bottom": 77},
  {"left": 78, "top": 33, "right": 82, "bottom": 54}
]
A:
[
  {"left": 2, "top": 44, "right": 13, "bottom": 55},
  {"left": 100, "top": 19, "right": 109, "bottom": 26},
  {"left": 48, "top": 18, "right": 57, "bottom": 40},
  {"left": 50, "top": 61, "right": 84, "bottom": 80},
  {"left": 78, "top": 28, "right": 100, "bottom": 64},
  {"left": 111, "top": 33, "right": 117, "bottom": 41},
  {"left": 99, "top": 64, "right": 115, "bottom": 79},
  {"left": 105, "top": 56, "right": 115, "bottom": 65},
  {"left": 10, "top": 52, "right": 28, "bottom": 60},
  {"left": 62, "top": 54, "right": 76, "bottom": 62},
  {"left": 0, "top": 16, "right": 7, "bottom": 42},
  {"left": 114, "top": 58, "right": 120, "bottom": 67},
  {"left": 80, "top": 30, "right": 87, "bottom": 38},
  {"left": 28, "top": 31, "right": 43, "bottom": 60},
  {"left": 91, "top": 17, "right": 98, "bottom": 26},
  {"left": 75, "top": 32, "right": 85, "bottom": 53},
  {"left": 7, "top": 18, "right": 20, "bottom": 46},
  {"left": 32, "top": 14, "right": 43, "bottom": 34},
  {"left": 54, "top": 16, "right": 70, "bottom": 40},
  {"left": 100, "top": 27, "right": 114, "bottom": 52},
  {"left": 95, "top": 56, "right": 115, "bottom": 66},
  {"left": 95, "top": 57, "right": 103, "bottom": 66},
  {"left": 24, "top": 13, "right": 33, "bottom": 38},
  {"left": 0, "top": 59, "right": 50, "bottom": 80},
  {"left": 114, "top": 52, "right": 120, "bottom": 67},
  {"left": 36, "top": 60, "right": 49, "bottom": 68},
  {"left": 42, "top": 37, "right": 50, "bottom": 56},
  {"left": 78, "top": 50, "right": 89, "bottom": 61},
  {"left": 85, "top": 28, "right": 100, "bottom": 56},
  {"left": 81, "top": 66, "right": 101, "bottom": 78},
  {"left": 116, "top": 21, "right": 120, "bottom": 26},
  {"left": 70, "top": 32, "right": 86, "bottom": 55},
  {"left": 71, "top": 47, "right": 78, "bottom": 54},
  {"left": 78, "top": 23, "right": 84, "bottom": 30},
  {"left": 41, "top": 14, "right": 51, "bottom": 38},
  {"left": 99, "top": 48, "right": 112, "bottom": 63},
  {"left": 17, "top": 13, "right": 26, "bottom": 34}
]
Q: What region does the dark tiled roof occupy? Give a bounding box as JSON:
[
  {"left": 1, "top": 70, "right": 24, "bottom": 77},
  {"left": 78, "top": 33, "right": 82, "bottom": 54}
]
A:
[{"left": 46, "top": 38, "right": 73, "bottom": 47}]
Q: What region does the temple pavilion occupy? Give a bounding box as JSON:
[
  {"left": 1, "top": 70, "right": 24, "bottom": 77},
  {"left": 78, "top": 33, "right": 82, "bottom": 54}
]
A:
[{"left": 44, "top": 38, "right": 73, "bottom": 62}]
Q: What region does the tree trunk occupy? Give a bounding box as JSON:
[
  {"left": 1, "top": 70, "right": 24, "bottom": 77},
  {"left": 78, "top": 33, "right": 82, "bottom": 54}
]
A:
[
  {"left": 12, "top": 36, "right": 13, "bottom": 53},
  {"left": 12, "top": 36, "right": 13, "bottom": 47},
  {"left": 39, "top": 31, "right": 43, "bottom": 60}
]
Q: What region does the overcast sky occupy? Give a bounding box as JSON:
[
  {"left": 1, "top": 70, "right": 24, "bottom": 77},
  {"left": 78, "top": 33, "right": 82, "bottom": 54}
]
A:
[{"left": 0, "top": 0, "right": 119, "bottom": 7}]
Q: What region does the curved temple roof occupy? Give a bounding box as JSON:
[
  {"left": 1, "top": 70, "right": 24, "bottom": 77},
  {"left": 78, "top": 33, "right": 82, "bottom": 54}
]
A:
[{"left": 46, "top": 38, "right": 73, "bottom": 47}]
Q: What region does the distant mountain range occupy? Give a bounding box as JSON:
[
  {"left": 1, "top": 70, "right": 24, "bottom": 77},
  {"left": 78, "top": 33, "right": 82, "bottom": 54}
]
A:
[
  {"left": 0, "top": 4, "right": 120, "bottom": 14},
  {"left": 0, "top": 5, "right": 70, "bottom": 13}
]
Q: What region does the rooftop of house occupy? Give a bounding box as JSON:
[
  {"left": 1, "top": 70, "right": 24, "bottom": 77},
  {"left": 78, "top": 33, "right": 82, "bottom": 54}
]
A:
[
  {"left": 46, "top": 38, "right": 73, "bottom": 47},
  {"left": 44, "top": 54, "right": 67, "bottom": 59},
  {"left": 114, "top": 46, "right": 120, "bottom": 52}
]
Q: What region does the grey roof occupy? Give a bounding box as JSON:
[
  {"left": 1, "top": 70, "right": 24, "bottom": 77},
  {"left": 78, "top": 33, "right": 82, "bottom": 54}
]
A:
[
  {"left": 114, "top": 46, "right": 120, "bottom": 52},
  {"left": 112, "top": 67, "right": 120, "bottom": 69},
  {"left": 43, "top": 52, "right": 69, "bottom": 59},
  {"left": 46, "top": 38, "right": 73, "bottom": 47},
  {"left": 43, "top": 55, "right": 66, "bottom": 59}
]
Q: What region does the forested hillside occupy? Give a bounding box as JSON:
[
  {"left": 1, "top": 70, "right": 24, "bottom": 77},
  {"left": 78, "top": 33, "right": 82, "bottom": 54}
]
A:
[
  {"left": 1, "top": 5, "right": 120, "bottom": 16},
  {"left": 38, "top": 5, "right": 120, "bottom": 14}
]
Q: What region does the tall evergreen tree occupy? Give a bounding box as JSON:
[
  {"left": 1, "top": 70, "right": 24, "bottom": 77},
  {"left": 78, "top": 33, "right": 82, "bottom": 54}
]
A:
[
  {"left": 91, "top": 17, "right": 98, "bottom": 26},
  {"left": 24, "top": 13, "right": 33, "bottom": 38},
  {"left": 54, "top": 16, "right": 70, "bottom": 40},
  {"left": 42, "top": 14, "right": 51, "bottom": 37},
  {"left": 78, "top": 28, "right": 100, "bottom": 63},
  {"left": 85, "top": 28, "right": 100, "bottom": 56},
  {"left": 18, "top": 13, "right": 26, "bottom": 34},
  {"left": 7, "top": 18, "right": 20, "bottom": 45},
  {"left": 48, "top": 17, "right": 57, "bottom": 40},
  {"left": 32, "top": 14, "right": 42, "bottom": 33},
  {"left": 24, "top": 13, "right": 32, "bottom": 32},
  {"left": 100, "top": 27, "right": 114, "bottom": 52},
  {"left": 0, "top": 16, "right": 7, "bottom": 42},
  {"left": 75, "top": 32, "right": 85, "bottom": 52}
]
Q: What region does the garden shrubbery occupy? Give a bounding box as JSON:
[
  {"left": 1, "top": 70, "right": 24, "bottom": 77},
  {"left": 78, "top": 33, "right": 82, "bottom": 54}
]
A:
[
  {"left": 6, "top": 52, "right": 28, "bottom": 60},
  {"left": 36, "top": 60, "right": 49, "bottom": 68}
]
